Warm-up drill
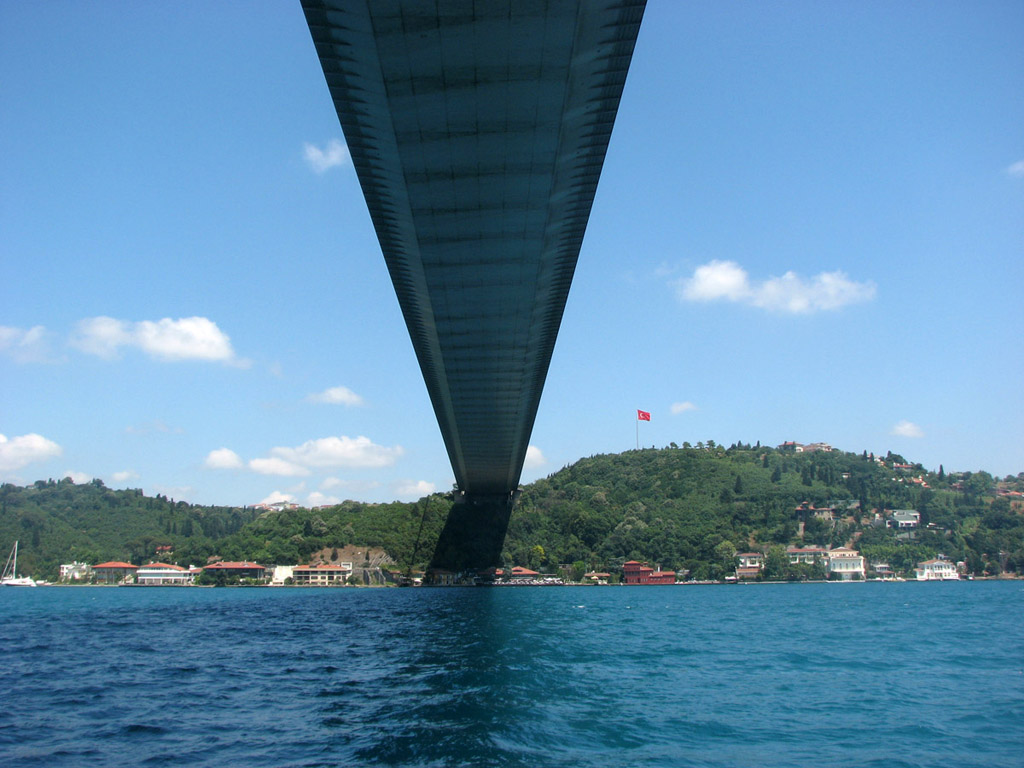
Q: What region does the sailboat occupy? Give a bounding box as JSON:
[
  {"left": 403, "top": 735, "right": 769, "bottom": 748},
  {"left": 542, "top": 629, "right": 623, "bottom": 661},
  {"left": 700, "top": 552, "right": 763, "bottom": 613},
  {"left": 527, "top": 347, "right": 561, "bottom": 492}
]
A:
[{"left": 1, "top": 541, "right": 37, "bottom": 587}]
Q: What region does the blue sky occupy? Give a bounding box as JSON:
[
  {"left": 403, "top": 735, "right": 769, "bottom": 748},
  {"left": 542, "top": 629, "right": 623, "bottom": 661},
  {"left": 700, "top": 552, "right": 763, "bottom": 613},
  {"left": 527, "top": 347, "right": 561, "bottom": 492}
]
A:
[{"left": 2, "top": 1, "right": 1022, "bottom": 507}]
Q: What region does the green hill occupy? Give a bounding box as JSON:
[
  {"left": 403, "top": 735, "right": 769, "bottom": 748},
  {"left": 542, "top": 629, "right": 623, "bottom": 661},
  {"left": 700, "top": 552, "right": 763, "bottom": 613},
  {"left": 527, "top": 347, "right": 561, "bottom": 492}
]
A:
[{"left": 3, "top": 443, "right": 1022, "bottom": 580}]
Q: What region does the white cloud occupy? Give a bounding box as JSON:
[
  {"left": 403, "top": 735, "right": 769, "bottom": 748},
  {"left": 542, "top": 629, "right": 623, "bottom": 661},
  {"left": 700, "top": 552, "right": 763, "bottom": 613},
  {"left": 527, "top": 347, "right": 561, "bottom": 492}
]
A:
[
  {"left": 307, "top": 491, "right": 341, "bottom": 507},
  {"left": 0, "top": 433, "right": 62, "bottom": 472},
  {"left": 675, "top": 260, "right": 876, "bottom": 314},
  {"left": 259, "top": 490, "right": 297, "bottom": 506},
  {"left": 63, "top": 470, "right": 93, "bottom": 484},
  {"left": 304, "top": 139, "right": 350, "bottom": 173},
  {"left": 71, "top": 316, "right": 245, "bottom": 365},
  {"left": 269, "top": 436, "right": 403, "bottom": 469},
  {"left": 110, "top": 470, "right": 138, "bottom": 484},
  {"left": 891, "top": 420, "right": 924, "bottom": 438},
  {"left": 240, "top": 436, "right": 403, "bottom": 478},
  {"left": 1005, "top": 160, "right": 1024, "bottom": 178},
  {"left": 393, "top": 480, "right": 436, "bottom": 498},
  {"left": 205, "top": 448, "right": 244, "bottom": 470},
  {"left": 0, "top": 325, "right": 59, "bottom": 363},
  {"left": 680, "top": 260, "right": 750, "bottom": 302},
  {"left": 306, "top": 386, "right": 364, "bottom": 406},
  {"left": 249, "top": 456, "right": 311, "bottom": 477},
  {"left": 524, "top": 445, "right": 546, "bottom": 469},
  {"left": 671, "top": 401, "right": 698, "bottom": 415}
]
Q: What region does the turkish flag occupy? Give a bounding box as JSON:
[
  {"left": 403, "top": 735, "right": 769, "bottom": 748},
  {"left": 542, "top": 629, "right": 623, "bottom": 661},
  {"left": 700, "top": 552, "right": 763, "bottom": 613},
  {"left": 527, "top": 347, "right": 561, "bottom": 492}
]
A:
[{"left": 637, "top": 410, "right": 651, "bottom": 421}]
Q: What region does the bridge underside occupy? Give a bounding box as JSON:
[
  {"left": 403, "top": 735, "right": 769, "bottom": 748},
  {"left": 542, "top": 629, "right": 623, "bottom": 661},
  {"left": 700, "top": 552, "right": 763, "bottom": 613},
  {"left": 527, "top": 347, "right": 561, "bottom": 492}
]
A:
[{"left": 303, "top": 0, "right": 645, "bottom": 573}]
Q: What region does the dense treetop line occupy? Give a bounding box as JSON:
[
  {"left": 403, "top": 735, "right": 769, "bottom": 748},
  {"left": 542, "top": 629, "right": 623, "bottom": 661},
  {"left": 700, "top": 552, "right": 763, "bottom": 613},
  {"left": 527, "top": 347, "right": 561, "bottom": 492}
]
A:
[{"left": 3, "top": 443, "right": 1022, "bottom": 581}]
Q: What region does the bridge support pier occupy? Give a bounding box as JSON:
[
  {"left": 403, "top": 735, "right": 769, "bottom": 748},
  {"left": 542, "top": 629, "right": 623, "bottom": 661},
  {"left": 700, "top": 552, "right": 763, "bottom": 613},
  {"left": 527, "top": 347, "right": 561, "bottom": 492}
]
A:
[{"left": 427, "top": 491, "right": 519, "bottom": 581}]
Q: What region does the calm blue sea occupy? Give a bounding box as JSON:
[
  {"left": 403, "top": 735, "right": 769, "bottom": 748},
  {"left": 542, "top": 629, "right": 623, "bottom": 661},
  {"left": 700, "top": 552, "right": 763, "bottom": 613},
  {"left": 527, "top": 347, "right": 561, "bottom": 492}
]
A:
[{"left": 1, "top": 582, "right": 1022, "bottom": 767}]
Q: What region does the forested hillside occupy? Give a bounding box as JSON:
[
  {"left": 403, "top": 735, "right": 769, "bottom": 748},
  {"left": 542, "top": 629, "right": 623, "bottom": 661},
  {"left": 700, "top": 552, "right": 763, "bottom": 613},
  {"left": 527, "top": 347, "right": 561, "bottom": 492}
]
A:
[
  {"left": 3, "top": 443, "right": 1022, "bottom": 581},
  {"left": 503, "top": 443, "right": 1023, "bottom": 579},
  {"left": 0, "top": 478, "right": 257, "bottom": 579}
]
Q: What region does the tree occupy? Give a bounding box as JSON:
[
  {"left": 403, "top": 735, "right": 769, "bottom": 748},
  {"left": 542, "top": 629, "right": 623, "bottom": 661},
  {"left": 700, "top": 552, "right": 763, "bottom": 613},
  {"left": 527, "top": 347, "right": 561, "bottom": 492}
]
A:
[
  {"left": 714, "top": 540, "right": 736, "bottom": 577},
  {"left": 528, "top": 544, "right": 546, "bottom": 570},
  {"left": 763, "top": 545, "right": 789, "bottom": 580}
]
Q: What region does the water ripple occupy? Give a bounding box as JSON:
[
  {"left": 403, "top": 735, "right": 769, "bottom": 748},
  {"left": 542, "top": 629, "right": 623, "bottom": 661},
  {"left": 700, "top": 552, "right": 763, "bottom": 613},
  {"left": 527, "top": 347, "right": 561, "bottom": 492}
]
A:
[{"left": 1, "top": 583, "right": 1022, "bottom": 767}]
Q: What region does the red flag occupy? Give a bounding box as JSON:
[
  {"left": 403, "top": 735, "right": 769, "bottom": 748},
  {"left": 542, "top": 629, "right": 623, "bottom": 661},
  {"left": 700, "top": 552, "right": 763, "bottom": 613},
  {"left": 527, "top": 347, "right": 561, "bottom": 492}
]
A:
[{"left": 637, "top": 409, "right": 651, "bottom": 421}]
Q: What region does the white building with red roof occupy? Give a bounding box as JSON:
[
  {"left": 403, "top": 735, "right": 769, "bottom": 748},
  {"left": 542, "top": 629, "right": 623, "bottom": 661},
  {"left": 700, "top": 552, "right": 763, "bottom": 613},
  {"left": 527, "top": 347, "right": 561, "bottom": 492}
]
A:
[
  {"left": 136, "top": 562, "right": 194, "bottom": 586},
  {"left": 292, "top": 563, "right": 352, "bottom": 586},
  {"left": 92, "top": 561, "right": 138, "bottom": 584}
]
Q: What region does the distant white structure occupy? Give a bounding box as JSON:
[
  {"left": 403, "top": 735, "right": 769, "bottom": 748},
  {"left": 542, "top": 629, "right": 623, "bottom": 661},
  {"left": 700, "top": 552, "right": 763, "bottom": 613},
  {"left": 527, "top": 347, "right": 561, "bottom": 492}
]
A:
[
  {"left": 889, "top": 510, "right": 921, "bottom": 529},
  {"left": 254, "top": 500, "right": 300, "bottom": 511},
  {"left": 59, "top": 562, "right": 93, "bottom": 581},
  {"left": 136, "top": 562, "right": 195, "bottom": 586},
  {"left": 828, "top": 547, "right": 866, "bottom": 580},
  {"left": 915, "top": 558, "right": 960, "bottom": 581},
  {"left": 271, "top": 565, "right": 294, "bottom": 585},
  {"left": 292, "top": 563, "right": 352, "bottom": 585}
]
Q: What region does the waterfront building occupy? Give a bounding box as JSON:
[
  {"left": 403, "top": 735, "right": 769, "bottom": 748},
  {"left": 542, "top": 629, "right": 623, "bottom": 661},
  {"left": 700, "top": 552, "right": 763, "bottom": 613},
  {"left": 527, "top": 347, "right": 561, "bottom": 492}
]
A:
[
  {"left": 622, "top": 560, "right": 675, "bottom": 584},
  {"left": 915, "top": 558, "right": 960, "bottom": 581},
  {"left": 510, "top": 566, "right": 540, "bottom": 580},
  {"left": 292, "top": 563, "right": 351, "bottom": 585},
  {"left": 786, "top": 547, "right": 829, "bottom": 565},
  {"left": 737, "top": 553, "right": 764, "bottom": 570},
  {"left": 59, "top": 562, "right": 93, "bottom": 581},
  {"left": 92, "top": 561, "right": 138, "bottom": 584},
  {"left": 203, "top": 561, "right": 268, "bottom": 582},
  {"left": 136, "top": 562, "right": 194, "bottom": 586},
  {"left": 736, "top": 552, "right": 764, "bottom": 581},
  {"left": 870, "top": 562, "right": 894, "bottom": 577},
  {"left": 827, "top": 547, "right": 866, "bottom": 580}
]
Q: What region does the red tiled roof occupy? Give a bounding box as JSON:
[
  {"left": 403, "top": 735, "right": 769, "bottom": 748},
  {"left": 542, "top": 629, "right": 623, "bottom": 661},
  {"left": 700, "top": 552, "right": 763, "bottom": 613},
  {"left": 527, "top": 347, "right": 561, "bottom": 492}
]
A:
[
  {"left": 204, "top": 561, "right": 266, "bottom": 570},
  {"left": 511, "top": 566, "right": 539, "bottom": 576},
  {"left": 93, "top": 561, "right": 138, "bottom": 569},
  {"left": 139, "top": 562, "right": 184, "bottom": 571}
]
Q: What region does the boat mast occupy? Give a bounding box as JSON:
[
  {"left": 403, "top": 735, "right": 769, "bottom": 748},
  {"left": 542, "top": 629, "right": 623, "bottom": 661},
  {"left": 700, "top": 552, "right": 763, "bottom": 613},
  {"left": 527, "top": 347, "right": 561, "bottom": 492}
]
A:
[{"left": 2, "top": 541, "right": 15, "bottom": 579}]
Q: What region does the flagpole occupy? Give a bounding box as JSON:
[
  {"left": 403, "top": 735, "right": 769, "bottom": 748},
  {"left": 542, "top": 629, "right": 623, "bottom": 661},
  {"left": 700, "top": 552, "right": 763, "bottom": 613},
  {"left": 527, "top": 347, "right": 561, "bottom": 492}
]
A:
[{"left": 636, "top": 416, "right": 639, "bottom": 451}]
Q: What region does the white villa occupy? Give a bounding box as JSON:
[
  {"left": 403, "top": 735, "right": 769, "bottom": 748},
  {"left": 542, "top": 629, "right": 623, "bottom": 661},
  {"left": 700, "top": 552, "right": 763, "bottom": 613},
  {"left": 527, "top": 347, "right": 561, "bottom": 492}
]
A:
[
  {"left": 827, "top": 547, "right": 866, "bottom": 580},
  {"left": 292, "top": 562, "right": 353, "bottom": 585},
  {"left": 59, "top": 562, "right": 93, "bottom": 581},
  {"left": 136, "top": 562, "right": 196, "bottom": 586},
  {"left": 787, "top": 546, "right": 829, "bottom": 565},
  {"left": 915, "top": 558, "right": 960, "bottom": 581}
]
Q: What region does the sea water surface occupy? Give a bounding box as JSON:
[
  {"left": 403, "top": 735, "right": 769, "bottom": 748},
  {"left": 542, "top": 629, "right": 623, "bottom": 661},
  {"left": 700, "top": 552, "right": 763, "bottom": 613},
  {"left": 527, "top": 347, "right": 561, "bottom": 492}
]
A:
[{"left": 1, "top": 581, "right": 1022, "bottom": 767}]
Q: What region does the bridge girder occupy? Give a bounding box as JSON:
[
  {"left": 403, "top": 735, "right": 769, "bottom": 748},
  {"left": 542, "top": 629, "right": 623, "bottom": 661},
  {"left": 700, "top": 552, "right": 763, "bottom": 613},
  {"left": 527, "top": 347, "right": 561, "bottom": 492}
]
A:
[{"left": 303, "top": 0, "right": 645, "bottom": 569}]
